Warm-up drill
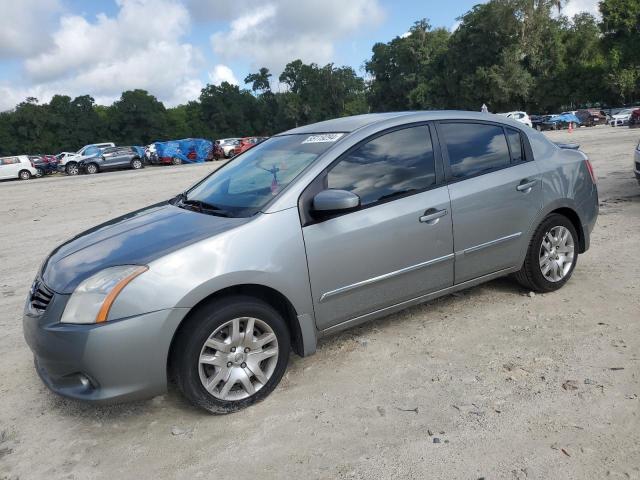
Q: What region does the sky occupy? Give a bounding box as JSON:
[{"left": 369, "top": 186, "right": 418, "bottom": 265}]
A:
[{"left": 0, "top": 0, "right": 600, "bottom": 111}]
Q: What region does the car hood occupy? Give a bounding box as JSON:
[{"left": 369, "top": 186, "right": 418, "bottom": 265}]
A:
[{"left": 41, "top": 202, "right": 250, "bottom": 294}]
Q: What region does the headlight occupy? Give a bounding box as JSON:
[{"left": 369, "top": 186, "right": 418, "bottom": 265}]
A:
[{"left": 61, "top": 265, "right": 148, "bottom": 324}]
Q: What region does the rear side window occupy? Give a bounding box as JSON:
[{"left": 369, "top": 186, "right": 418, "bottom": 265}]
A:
[
  {"left": 1, "top": 157, "right": 19, "bottom": 165},
  {"left": 440, "top": 123, "right": 510, "bottom": 179},
  {"left": 327, "top": 125, "right": 436, "bottom": 206},
  {"left": 506, "top": 128, "right": 525, "bottom": 163}
]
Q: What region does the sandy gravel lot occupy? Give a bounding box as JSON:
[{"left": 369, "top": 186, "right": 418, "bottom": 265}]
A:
[{"left": 1, "top": 126, "right": 639, "bottom": 480}]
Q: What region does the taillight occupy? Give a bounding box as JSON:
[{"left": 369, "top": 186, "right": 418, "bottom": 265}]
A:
[
  {"left": 585, "top": 159, "right": 596, "bottom": 184},
  {"left": 29, "top": 159, "right": 35, "bottom": 167}
]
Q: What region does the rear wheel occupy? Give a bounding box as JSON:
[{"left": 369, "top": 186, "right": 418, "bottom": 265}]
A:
[
  {"left": 131, "top": 158, "right": 143, "bottom": 169},
  {"left": 19, "top": 170, "right": 32, "bottom": 180},
  {"left": 85, "top": 163, "right": 99, "bottom": 174},
  {"left": 35, "top": 168, "right": 44, "bottom": 178},
  {"left": 171, "top": 157, "right": 182, "bottom": 165},
  {"left": 171, "top": 296, "right": 290, "bottom": 414},
  {"left": 514, "top": 214, "right": 579, "bottom": 293},
  {"left": 66, "top": 162, "right": 79, "bottom": 176}
]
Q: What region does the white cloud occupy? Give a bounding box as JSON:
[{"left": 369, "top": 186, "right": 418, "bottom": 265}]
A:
[
  {"left": 208, "top": 64, "right": 239, "bottom": 85},
  {"left": 562, "top": 0, "right": 601, "bottom": 19},
  {"left": 1, "top": 0, "right": 203, "bottom": 110},
  {"left": 208, "top": 0, "right": 384, "bottom": 73},
  {"left": 0, "top": 0, "right": 61, "bottom": 58}
]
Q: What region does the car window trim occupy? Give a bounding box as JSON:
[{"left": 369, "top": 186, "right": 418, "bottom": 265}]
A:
[
  {"left": 435, "top": 119, "right": 532, "bottom": 184},
  {"left": 299, "top": 121, "right": 445, "bottom": 226}
]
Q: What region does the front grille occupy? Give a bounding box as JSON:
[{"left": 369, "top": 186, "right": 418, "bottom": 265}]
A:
[{"left": 30, "top": 280, "right": 54, "bottom": 312}]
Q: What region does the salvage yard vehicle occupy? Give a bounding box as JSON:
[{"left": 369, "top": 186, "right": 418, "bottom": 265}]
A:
[
  {"left": 28, "top": 155, "right": 58, "bottom": 177},
  {"left": 0, "top": 155, "right": 38, "bottom": 180},
  {"left": 23, "top": 111, "right": 599, "bottom": 414},
  {"left": 629, "top": 109, "right": 640, "bottom": 129},
  {"left": 498, "top": 111, "right": 532, "bottom": 128},
  {"left": 216, "top": 138, "right": 240, "bottom": 158},
  {"left": 635, "top": 141, "right": 640, "bottom": 185},
  {"left": 609, "top": 108, "right": 637, "bottom": 127},
  {"left": 79, "top": 146, "right": 144, "bottom": 174},
  {"left": 575, "top": 109, "right": 607, "bottom": 127},
  {"left": 231, "top": 136, "right": 267, "bottom": 156}
]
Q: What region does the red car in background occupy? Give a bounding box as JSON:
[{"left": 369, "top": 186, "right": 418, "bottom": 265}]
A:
[
  {"left": 630, "top": 108, "right": 640, "bottom": 128},
  {"left": 231, "top": 137, "right": 268, "bottom": 157}
]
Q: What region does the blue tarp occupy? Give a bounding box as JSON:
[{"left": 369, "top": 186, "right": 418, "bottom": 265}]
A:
[
  {"left": 132, "top": 146, "right": 145, "bottom": 158},
  {"left": 154, "top": 138, "right": 212, "bottom": 163},
  {"left": 548, "top": 113, "right": 581, "bottom": 125}
]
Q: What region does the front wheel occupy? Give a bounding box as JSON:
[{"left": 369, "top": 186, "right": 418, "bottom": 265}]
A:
[
  {"left": 66, "top": 162, "right": 79, "bottom": 176},
  {"left": 514, "top": 214, "right": 579, "bottom": 293},
  {"left": 171, "top": 296, "right": 290, "bottom": 414},
  {"left": 35, "top": 168, "right": 44, "bottom": 178}
]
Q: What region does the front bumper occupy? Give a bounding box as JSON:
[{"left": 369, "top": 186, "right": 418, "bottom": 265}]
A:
[{"left": 23, "top": 292, "right": 187, "bottom": 403}]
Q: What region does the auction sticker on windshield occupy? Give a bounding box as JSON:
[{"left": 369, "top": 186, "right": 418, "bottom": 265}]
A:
[{"left": 302, "top": 133, "right": 344, "bottom": 144}]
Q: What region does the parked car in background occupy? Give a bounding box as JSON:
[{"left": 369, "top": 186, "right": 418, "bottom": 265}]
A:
[
  {"left": 28, "top": 155, "right": 58, "bottom": 177},
  {"left": 609, "top": 108, "right": 636, "bottom": 127},
  {"left": 575, "top": 109, "right": 607, "bottom": 127},
  {"left": 77, "top": 142, "right": 115, "bottom": 156},
  {"left": 79, "top": 146, "right": 144, "bottom": 174},
  {"left": 216, "top": 138, "right": 240, "bottom": 158},
  {"left": 232, "top": 136, "right": 268, "bottom": 156},
  {"left": 57, "top": 143, "right": 116, "bottom": 175},
  {"left": 498, "top": 111, "right": 532, "bottom": 128},
  {"left": 23, "top": 111, "right": 598, "bottom": 413},
  {"left": 629, "top": 109, "right": 640, "bottom": 129},
  {"left": 635, "top": 140, "right": 640, "bottom": 185},
  {"left": 0, "top": 155, "right": 38, "bottom": 180}
]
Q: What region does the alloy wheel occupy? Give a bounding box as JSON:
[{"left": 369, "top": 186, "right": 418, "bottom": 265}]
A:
[
  {"left": 19, "top": 171, "right": 31, "bottom": 180},
  {"left": 66, "top": 163, "right": 79, "bottom": 175},
  {"left": 198, "top": 317, "right": 279, "bottom": 401},
  {"left": 87, "top": 164, "right": 98, "bottom": 174},
  {"left": 132, "top": 159, "right": 142, "bottom": 169},
  {"left": 539, "top": 225, "right": 575, "bottom": 282}
]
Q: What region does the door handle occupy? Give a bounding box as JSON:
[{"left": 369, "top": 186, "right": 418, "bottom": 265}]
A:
[
  {"left": 516, "top": 179, "right": 537, "bottom": 192},
  {"left": 419, "top": 209, "right": 448, "bottom": 224}
]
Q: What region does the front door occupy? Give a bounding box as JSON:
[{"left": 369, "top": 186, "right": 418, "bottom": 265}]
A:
[
  {"left": 302, "top": 124, "right": 454, "bottom": 330},
  {"left": 438, "top": 121, "right": 543, "bottom": 283}
]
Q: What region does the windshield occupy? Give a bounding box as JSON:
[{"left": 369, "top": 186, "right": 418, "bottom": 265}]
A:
[{"left": 183, "top": 134, "right": 341, "bottom": 217}]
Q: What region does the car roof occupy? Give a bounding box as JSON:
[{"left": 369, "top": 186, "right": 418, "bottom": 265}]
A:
[{"left": 277, "top": 111, "right": 523, "bottom": 135}]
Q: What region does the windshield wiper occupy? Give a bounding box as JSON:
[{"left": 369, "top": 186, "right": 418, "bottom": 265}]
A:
[{"left": 175, "top": 194, "right": 231, "bottom": 217}]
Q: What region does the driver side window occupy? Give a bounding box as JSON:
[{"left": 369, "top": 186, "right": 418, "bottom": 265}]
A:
[{"left": 327, "top": 125, "right": 436, "bottom": 207}]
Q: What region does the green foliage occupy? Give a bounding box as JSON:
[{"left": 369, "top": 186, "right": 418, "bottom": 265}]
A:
[{"left": 0, "top": 0, "right": 638, "bottom": 156}]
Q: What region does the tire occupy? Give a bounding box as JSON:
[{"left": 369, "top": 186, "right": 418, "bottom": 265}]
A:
[
  {"left": 18, "top": 170, "right": 32, "bottom": 180},
  {"left": 131, "top": 158, "right": 143, "bottom": 170},
  {"left": 85, "top": 163, "right": 99, "bottom": 174},
  {"left": 66, "top": 162, "right": 79, "bottom": 176},
  {"left": 514, "top": 214, "right": 579, "bottom": 293},
  {"left": 171, "top": 157, "right": 182, "bottom": 165},
  {"left": 35, "top": 168, "right": 44, "bottom": 178},
  {"left": 170, "top": 295, "right": 290, "bottom": 414}
]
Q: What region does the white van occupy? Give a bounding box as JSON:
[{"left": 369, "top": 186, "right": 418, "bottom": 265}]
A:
[{"left": 0, "top": 155, "right": 38, "bottom": 180}]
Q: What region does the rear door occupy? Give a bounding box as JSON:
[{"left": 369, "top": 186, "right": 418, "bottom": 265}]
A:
[
  {"left": 438, "top": 121, "right": 542, "bottom": 284},
  {"left": 0, "top": 157, "right": 20, "bottom": 179},
  {"left": 301, "top": 124, "right": 454, "bottom": 330}
]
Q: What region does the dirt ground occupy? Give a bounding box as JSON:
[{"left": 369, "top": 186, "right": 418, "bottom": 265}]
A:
[{"left": 1, "top": 126, "right": 639, "bottom": 480}]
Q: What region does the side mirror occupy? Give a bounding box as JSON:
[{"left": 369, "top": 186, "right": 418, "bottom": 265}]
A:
[{"left": 312, "top": 189, "right": 360, "bottom": 214}]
